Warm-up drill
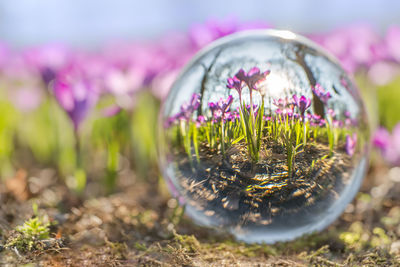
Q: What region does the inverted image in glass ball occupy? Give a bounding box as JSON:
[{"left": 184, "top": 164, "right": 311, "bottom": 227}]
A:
[{"left": 158, "top": 30, "right": 370, "bottom": 243}]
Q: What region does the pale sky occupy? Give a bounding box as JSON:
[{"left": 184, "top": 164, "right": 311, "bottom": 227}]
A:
[{"left": 0, "top": 0, "right": 399, "bottom": 47}]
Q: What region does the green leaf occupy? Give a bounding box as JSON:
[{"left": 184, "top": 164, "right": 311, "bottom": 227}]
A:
[{"left": 232, "top": 135, "right": 245, "bottom": 145}]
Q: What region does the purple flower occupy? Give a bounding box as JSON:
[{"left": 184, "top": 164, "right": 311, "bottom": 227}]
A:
[
  {"left": 345, "top": 133, "right": 357, "bottom": 156},
  {"left": 180, "top": 93, "right": 201, "bottom": 120},
  {"left": 195, "top": 115, "right": 206, "bottom": 128},
  {"left": 227, "top": 76, "right": 244, "bottom": 102},
  {"left": 309, "top": 24, "right": 382, "bottom": 73},
  {"left": 209, "top": 95, "right": 233, "bottom": 120},
  {"left": 188, "top": 18, "right": 271, "bottom": 50},
  {"left": 53, "top": 64, "right": 99, "bottom": 131},
  {"left": 318, "top": 119, "right": 326, "bottom": 127},
  {"left": 292, "top": 95, "right": 311, "bottom": 116},
  {"left": 272, "top": 98, "right": 291, "bottom": 109},
  {"left": 235, "top": 67, "right": 270, "bottom": 92},
  {"left": 164, "top": 115, "right": 179, "bottom": 128},
  {"left": 9, "top": 87, "right": 43, "bottom": 113},
  {"left": 105, "top": 67, "right": 145, "bottom": 96},
  {"left": 385, "top": 26, "right": 400, "bottom": 63},
  {"left": 0, "top": 42, "right": 10, "bottom": 71},
  {"left": 327, "top": 108, "right": 336, "bottom": 118},
  {"left": 312, "top": 84, "right": 331, "bottom": 104},
  {"left": 218, "top": 95, "right": 233, "bottom": 113},
  {"left": 373, "top": 127, "right": 391, "bottom": 150},
  {"left": 102, "top": 105, "right": 122, "bottom": 117},
  {"left": 373, "top": 125, "right": 400, "bottom": 166},
  {"left": 150, "top": 69, "right": 180, "bottom": 100},
  {"left": 333, "top": 120, "right": 344, "bottom": 128},
  {"left": 208, "top": 102, "right": 218, "bottom": 115},
  {"left": 23, "top": 44, "right": 71, "bottom": 85}
]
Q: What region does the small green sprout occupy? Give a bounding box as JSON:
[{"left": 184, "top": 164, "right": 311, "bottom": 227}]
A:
[{"left": 6, "top": 216, "right": 51, "bottom": 252}]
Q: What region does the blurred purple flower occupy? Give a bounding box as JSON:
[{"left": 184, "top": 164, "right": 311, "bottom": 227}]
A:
[
  {"left": 9, "top": 87, "right": 43, "bottom": 112},
  {"left": 53, "top": 64, "right": 99, "bottom": 131},
  {"left": 312, "top": 84, "right": 331, "bottom": 104},
  {"left": 104, "top": 66, "right": 145, "bottom": 109},
  {"left": 189, "top": 18, "right": 271, "bottom": 50},
  {"left": 235, "top": 67, "right": 270, "bottom": 92},
  {"left": 101, "top": 105, "right": 122, "bottom": 117},
  {"left": 327, "top": 108, "right": 336, "bottom": 118},
  {"left": 217, "top": 95, "right": 233, "bottom": 113},
  {"left": 227, "top": 76, "right": 244, "bottom": 102},
  {"left": 368, "top": 61, "right": 400, "bottom": 86},
  {"left": 177, "top": 93, "right": 201, "bottom": 121},
  {"left": 0, "top": 42, "right": 10, "bottom": 71},
  {"left": 373, "top": 127, "right": 391, "bottom": 150},
  {"left": 373, "top": 124, "right": 400, "bottom": 166},
  {"left": 151, "top": 69, "right": 180, "bottom": 100},
  {"left": 292, "top": 95, "right": 311, "bottom": 116},
  {"left": 272, "top": 98, "right": 289, "bottom": 109},
  {"left": 345, "top": 133, "right": 357, "bottom": 156},
  {"left": 105, "top": 67, "right": 145, "bottom": 95},
  {"left": 309, "top": 24, "right": 382, "bottom": 73},
  {"left": 23, "top": 44, "right": 71, "bottom": 85},
  {"left": 385, "top": 26, "right": 400, "bottom": 63},
  {"left": 195, "top": 115, "right": 206, "bottom": 127},
  {"left": 208, "top": 95, "right": 233, "bottom": 120}
]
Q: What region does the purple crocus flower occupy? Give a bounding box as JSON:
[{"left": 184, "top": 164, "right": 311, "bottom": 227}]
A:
[
  {"left": 312, "top": 84, "right": 332, "bottom": 104},
  {"left": 23, "top": 44, "right": 71, "bottom": 85},
  {"left": 164, "top": 115, "right": 179, "bottom": 128},
  {"left": 235, "top": 67, "right": 270, "bottom": 92},
  {"left": 195, "top": 115, "right": 206, "bottom": 128},
  {"left": 272, "top": 98, "right": 289, "bottom": 109},
  {"left": 53, "top": 64, "right": 99, "bottom": 131},
  {"left": 227, "top": 76, "right": 244, "bottom": 102},
  {"left": 333, "top": 120, "right": 344, "bottom": 128},
  {"left": 217, "top": 95, "right": 234, "bottom": 113},
  {"left": 345, "top": 133, "right": 357, "bottom": 156},
  {"left": 327, "top": 108, "right": 336, "bottom": 118},
  {"left": 209, "top": 95, "right": 233, "bottom": 120},
  {"left": 292, "top": 95, "right": 311, "bottom": 116},
  {"left": 208, "top": 102, "right": 218, "bottom": 113},
  {"left": 180, "top": 93, "right": 200, "bottom": 120}
]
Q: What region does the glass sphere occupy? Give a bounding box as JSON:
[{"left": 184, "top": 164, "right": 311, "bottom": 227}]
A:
[{"left": 158, "top": 30, "right": 370, "bottom": 243}]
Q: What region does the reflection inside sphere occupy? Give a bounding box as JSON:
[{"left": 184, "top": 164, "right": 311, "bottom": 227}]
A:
[{"left": 159, "top": 30, "right": 369, "bottom": 243}]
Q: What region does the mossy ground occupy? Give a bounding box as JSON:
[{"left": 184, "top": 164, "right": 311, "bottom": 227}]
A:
[{"left": 0, "top": 159, "right": 399, "bottom": 266}]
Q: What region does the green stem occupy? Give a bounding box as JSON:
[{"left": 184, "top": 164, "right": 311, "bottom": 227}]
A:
[
  {"left": 220, "top": 118, "right": 225, "bottom": 156},
  {"left": 303, "top": 117, "right": 307, "bottom": 146},
  {"left": 74, "top": 130, "right": 86, "bottom": 194},
  {"left": 105, "top": 139, "right": 119, "bottom": 193}
]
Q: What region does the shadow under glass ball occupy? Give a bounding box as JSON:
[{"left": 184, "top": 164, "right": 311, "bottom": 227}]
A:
[{"left": 159, "top": 30, "right": 370, "bottom": 243}]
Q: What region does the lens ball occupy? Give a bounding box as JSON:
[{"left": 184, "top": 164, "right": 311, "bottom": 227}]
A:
[{"left": 159, "top": 30, "right": 370, "bottom": 243}]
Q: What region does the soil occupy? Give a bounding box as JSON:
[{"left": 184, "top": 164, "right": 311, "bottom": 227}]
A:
[
  {"left": 0, "top": 157, "right": 399, "bottom": 266},
  {"left": 175, "top": 139, "right": 352, "bottom": 227}
]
